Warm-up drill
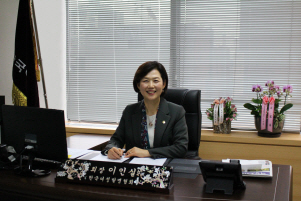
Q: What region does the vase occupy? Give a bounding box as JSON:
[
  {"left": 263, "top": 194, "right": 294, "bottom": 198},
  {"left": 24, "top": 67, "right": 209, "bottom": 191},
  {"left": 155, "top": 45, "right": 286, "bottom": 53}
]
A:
[
  {"left": 212, "top": 121, "right": 231, "bottom": 134},
  {"left": 254, "top": 116, "right": 284, "bottom": 138},
  {"left": 221, "top": 120, "right": 231, "bottom": 134},
  {"left": 212, "top": 122, "right": 221, "bottom": 133}
]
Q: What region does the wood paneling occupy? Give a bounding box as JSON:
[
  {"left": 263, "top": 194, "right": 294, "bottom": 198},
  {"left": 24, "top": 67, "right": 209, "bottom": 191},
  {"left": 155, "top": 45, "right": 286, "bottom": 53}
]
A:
[
  {"left": 199, "top": 130, "right": 301, "bottom": 201},
  {"left": 66, "top": 125, "right": 115, "bottom": 135}
]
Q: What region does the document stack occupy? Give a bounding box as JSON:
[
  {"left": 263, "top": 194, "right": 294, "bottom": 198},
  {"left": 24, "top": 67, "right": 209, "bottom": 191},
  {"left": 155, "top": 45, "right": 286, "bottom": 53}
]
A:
[{"left": 222, "top": 159, "right": 273, "bottom": 178}]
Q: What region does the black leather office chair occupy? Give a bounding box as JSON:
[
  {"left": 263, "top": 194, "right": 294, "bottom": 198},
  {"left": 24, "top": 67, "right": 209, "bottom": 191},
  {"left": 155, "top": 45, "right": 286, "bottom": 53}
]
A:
[{"left": 138, "top": 88, "right": 202, "bottom": 159}]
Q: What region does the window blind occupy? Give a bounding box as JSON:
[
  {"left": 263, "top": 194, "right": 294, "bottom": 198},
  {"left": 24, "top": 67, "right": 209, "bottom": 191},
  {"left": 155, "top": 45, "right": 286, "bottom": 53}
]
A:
[
  {"left": 66, "top": 0, "right": 301, "bottom": 132},
  {"left": 66, "top": 0, "right": 171, "bottom": 123}
]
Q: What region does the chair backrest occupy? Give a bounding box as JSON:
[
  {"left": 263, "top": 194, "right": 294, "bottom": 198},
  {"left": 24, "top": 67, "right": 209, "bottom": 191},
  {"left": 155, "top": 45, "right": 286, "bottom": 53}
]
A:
[{"left": 138, "top": 88, "right": 202, "bottom": 157}]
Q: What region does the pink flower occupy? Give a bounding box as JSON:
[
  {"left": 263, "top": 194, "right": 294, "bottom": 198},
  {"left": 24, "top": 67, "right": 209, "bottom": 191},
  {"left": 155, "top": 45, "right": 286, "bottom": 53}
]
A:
[
  {"left": 230, "top": 118, "right": 233, "bottom": 121},
  {"left": 227, "top": 97, "right": 233, "bottom": 101},
  {"left": 252, "top": 85, "right": 262, "bottom": 92},
  {"left": 226, "top": 117, "right": 230, "bottom": 121},
  {"left": 287, "top": 85, "right": 293, "bottom": 93},
  {"left": 265, "top": 80, "right": 274, "bottom": 87},
  {"left": 283, "top": 85, "right": 293, "bottom": 93},
  {"left": 262, "top": 96, "right": 269, "bottom": 104},
  {"left": 213, "top": 99, "right": 220, "bottom": 105},
  {"left": 220, "top": 98, "right": 225, "bottom": 104},
  {"left": 231, "top": 104, "right": 235, "bottom": 108},
  {"left": 233, "top": 114, "right": 236, "bottom": 117}
]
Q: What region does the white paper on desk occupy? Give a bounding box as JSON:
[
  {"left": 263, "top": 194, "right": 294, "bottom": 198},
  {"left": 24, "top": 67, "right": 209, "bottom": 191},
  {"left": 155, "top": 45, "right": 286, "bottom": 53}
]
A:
[
  {"left": 78, "top": 151, "right": 128, "bottom": 163},
  {"left": 222, "top": 159, "right": 273, "bottom": 177},
  {"left": 222, "top": 159, "right": 262, "bottom": 171},
  {"left": 129, "top": 157, "right": 167, "bottom": 166},
  {"left": 68, "top": 148, "right": 93, "bottom": 159}
]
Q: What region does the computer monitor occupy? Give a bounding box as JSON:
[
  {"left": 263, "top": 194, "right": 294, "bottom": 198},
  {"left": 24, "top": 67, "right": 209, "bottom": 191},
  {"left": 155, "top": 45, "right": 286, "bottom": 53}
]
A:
[
  {"left": 1, "top": 105, "right": 68, "bottom": 175},
  {"left": 0, "top": 96, "right": 4, "bottom": 120}
]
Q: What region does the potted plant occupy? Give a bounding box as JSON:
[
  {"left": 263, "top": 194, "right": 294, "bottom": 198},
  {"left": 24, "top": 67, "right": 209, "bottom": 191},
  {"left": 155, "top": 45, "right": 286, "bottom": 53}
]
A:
[
  {"left": 243, "top": 81, "right": 293, "bottom": 137},
  {"left": 205, "top": 97, "right": 237, "bottom": 134}
]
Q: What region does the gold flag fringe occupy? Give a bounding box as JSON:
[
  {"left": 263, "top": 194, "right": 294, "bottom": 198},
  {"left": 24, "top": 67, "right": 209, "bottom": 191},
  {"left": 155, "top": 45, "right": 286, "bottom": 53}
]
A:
[{"left": 12, "top": 83, "right": 27, "bottom": 106}]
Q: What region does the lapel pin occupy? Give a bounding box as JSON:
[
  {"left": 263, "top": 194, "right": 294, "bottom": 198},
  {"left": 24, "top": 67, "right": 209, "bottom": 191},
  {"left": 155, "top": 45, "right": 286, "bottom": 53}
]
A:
[{"left": 162, "top": 121, "right": 165, "bottom": 124}]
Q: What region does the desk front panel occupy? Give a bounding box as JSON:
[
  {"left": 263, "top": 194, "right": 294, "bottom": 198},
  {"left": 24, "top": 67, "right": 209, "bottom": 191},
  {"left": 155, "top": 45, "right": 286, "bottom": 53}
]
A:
[{"left": 0, "top": 164, "right": 291, "bottom": 201}]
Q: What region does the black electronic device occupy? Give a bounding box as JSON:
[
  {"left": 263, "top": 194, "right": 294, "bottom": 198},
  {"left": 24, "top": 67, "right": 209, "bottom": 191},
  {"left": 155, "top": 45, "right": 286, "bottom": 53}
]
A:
[
  {"left": 0, "top": 96, "right": 4, "bottom": 121},
  {"left": 0, "top": 144, "right": 18, "bottom": 170},
  {"left": 199, "top": 160, "right": 246, "bottom": 195},
  {"left": 1, "top": 105, "right": 68, "bottom": 176}
]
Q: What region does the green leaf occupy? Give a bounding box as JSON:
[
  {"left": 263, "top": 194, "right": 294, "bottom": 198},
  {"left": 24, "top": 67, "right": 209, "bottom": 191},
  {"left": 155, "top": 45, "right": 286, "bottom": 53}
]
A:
[
  {"left": 278, "top": 114, "right": 285, "bottom": 121},
  {"left": 207, "top": 116, "right": 213, "bottom": 121},
  {"left": 280, "top": 103, "right": 293, "bottom": 114},
  {"left": 243, "top": 103, "right": 257, "bottom": 111},
  {"left": 251, "top": 110, "right": 259, "bottom": 116},
  {"left": 275, "top": 99, "right": 282, "bottom": 104},
  {"left": 274, "top": 121, "right": 278, "bottom": 129},
  {"left": 251, "top": 99, "right": 262, "bottom": 104}
]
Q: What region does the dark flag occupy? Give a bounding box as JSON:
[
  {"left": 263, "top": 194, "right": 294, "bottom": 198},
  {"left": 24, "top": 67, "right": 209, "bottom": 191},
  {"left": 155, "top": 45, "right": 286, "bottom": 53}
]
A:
[{"left": 12, "top": 0, "right": 40, "bottom": 107}]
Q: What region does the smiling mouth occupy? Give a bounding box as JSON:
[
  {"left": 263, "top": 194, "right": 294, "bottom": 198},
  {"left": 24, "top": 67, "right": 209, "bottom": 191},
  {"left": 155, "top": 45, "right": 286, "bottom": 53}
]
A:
[{"left": 147, "top": 90, "right": 156, "bottom": 94}]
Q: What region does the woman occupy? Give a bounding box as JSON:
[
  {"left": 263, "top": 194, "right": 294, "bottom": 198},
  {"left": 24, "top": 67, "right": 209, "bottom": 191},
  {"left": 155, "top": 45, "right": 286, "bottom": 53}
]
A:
[{"left": 102, "top": 61, "right": 188, "bottom": 159}]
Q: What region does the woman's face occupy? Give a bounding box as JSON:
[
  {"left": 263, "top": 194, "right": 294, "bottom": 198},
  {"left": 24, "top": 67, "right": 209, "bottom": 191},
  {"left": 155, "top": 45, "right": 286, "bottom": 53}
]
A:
[{"left": 137, "top": 69, "right": 166, "bottom": 102}]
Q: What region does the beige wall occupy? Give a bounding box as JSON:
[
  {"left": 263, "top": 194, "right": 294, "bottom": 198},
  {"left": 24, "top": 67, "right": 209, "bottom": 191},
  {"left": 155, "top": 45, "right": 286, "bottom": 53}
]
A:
[{"left": 0, "top": 0, "right": 66, "bottom": 111}]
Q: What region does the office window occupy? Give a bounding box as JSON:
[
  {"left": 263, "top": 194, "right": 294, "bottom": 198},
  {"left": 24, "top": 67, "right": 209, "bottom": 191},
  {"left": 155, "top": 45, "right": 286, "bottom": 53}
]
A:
[{"left": 66, "top": 0, "right": 301, "bottom": 132}]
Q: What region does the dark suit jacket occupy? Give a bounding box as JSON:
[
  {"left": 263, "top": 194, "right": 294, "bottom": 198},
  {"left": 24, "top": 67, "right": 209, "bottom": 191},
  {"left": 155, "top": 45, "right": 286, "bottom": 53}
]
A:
[{"left": 103, "top": 98, "right": 188, "bottom": 158}]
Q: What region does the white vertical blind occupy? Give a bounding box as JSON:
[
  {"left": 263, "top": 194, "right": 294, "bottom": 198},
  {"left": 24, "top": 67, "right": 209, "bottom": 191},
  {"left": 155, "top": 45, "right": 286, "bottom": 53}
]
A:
[
  {"left": 66, "top": 0, "right": 301, "bottom": 132},
  {"left": 66, "top": 0, "right": 171, "bottom": 123}
]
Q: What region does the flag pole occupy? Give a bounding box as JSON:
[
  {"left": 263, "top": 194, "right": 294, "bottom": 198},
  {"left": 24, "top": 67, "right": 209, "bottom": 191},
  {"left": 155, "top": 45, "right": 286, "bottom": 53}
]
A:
[{"left": 30, "top": 0, "right": 48, "bottom": 108}]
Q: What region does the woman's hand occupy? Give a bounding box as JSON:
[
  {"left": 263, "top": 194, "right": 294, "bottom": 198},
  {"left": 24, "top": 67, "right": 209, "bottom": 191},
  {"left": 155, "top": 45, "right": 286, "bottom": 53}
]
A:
[
  {"left": 125, "top": 147, "right": 151, "bottom": 158},
  {"left": 107, "top": 147, "right": 124, "bottom": 159}
]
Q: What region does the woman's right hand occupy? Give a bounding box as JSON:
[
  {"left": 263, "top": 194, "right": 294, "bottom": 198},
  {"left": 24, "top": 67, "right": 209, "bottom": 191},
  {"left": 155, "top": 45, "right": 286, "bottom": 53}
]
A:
[{"left": 107, "top": 147, "right": 124, "bottom": 159}]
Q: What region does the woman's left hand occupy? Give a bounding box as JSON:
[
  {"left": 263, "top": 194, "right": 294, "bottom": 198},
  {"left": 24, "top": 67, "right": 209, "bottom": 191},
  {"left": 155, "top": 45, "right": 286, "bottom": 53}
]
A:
[{"left": 125, "top": 147, "right": 151, "bottom": 158}]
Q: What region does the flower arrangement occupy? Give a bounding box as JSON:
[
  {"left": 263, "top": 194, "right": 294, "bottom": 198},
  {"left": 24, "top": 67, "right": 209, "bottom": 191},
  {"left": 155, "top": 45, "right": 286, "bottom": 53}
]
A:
[
  {"left": 205, "top": 97, "right": 238, "bottom": 122},
  {"left": 243, "top": 80, "right": 293, "bottom": 129}
]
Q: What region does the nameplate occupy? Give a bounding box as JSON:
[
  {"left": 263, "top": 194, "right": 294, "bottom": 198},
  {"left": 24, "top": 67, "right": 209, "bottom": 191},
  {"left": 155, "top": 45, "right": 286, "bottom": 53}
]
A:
[{"left": 55, "top": 159, "right": 173, "bottom": 193}]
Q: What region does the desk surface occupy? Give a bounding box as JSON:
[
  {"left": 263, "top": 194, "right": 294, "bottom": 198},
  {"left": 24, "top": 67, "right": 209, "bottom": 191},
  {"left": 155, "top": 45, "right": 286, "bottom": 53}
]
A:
[{"left": 0, "top": 164, "right": 292, "bottom": 201}]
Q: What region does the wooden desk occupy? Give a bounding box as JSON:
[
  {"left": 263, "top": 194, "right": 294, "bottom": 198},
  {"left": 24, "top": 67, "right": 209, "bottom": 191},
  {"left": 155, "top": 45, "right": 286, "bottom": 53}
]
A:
[{"left": 0, "top": 164, "right": 292, "bottom": 201}]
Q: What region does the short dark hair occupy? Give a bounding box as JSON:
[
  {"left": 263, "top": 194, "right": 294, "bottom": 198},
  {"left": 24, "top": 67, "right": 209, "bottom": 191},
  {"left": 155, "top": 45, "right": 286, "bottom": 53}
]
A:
[{"left": 133, "top": 61, "right": 168, "bottom": 96}]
